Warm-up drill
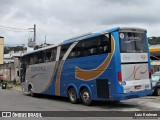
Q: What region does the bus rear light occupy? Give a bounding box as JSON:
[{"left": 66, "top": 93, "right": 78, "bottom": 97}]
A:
[
  {"left": 148, "top": 70, "right": 152, "bottom": 79},
  {"left": 118, "top": 72, "right": 122, "bottom": 84}
]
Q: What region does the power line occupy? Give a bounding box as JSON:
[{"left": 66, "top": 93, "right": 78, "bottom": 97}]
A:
[
  {"left": 0, "top": 24, "right": 31, "bottom": 32},
  {"left": 0, "top": 25, "right": 29, "bottom": 30},
  {"left": 0, "top": 27, "right": 29, "bottom": 32}
]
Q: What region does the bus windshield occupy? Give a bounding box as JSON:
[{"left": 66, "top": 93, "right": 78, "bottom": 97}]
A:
[{"left": 120, "top": 32, "right": 147, "bottom": 53}]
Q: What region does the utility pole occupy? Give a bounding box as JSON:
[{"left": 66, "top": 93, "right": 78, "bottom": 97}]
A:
[
  {"left": 28, "top": 24, "right": 36, "bottom": 48},
  {"left": 28, "top": 24, "right": 36, "bottom": 42},
  {"left": 33, "top": 24, "right": 36, "bottom": 42}
]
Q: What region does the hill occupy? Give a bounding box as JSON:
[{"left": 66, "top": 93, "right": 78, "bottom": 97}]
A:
[{"left": 148, "top": 37, "right": 160, "bottom": 45}]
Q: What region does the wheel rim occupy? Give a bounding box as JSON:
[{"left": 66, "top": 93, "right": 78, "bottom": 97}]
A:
[
  {"left": 29, "top": 88, "right": 34, "bottom": 96},
  {"left": 69, "top": 89, "right": 76, "bottom": 101},
  {"left": 82, "top": 91, "right": 90, "bottom": 103}
]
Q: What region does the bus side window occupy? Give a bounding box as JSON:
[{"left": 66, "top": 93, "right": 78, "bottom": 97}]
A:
[
  {"left": 60, "top": 44, "right": 71, "bottom": 60},
  {"left": 30, "top": 55, "right": 34, "bottom": 65},
  {"left": 45, "top": 50, "right": 51, "bottom": 62},
  {"left": 83, "top": 47, "right": 90, "bottom": 56},
  {"left": 75, "top": 42, "right": 83, "bottom": 58},
  {"left": 67, "top": 35, "right": 110, "bottom": 59},
  {"left": 50, "top": 48, "right": 57, "bottom": 61},
  {"left": 98, "top": 34, "right": 110, "bottom": 54},
  {"left": 70, "top": 48, "right": 77, "bottom": 59},
  {"left": 68, "top": 42, "right": 83, "bottom": 59},
  {"left": 82, "top": 37, "right": 98, "bottom": 56},
  {"left": 89, "top": 47, "right": 97, "bottom": 55},
  {"left": 37, "top": 51, "right": 45, "bottom": 63},
  {"left": 33, "top": 54, "right": 37, "bottom": 64}
]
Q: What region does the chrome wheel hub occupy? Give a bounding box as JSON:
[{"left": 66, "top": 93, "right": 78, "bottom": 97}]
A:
[{"left": 82, "top": 92, "right": 90, "bottom": 102}]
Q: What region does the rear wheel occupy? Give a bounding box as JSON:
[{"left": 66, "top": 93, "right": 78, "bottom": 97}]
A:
[
  {"left": 68, "top": 87, "right": 78, "bottom": 104},
  {"left": 80, "top": 88, "right": 92, "bottom": 106}
]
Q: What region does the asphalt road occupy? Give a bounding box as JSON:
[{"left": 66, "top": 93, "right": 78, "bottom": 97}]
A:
[{"left": 0, "top": 89, "right": 160, "bottom": 120}]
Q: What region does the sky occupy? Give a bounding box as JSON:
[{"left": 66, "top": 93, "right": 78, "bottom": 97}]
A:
[{"left": 0, "top": 0, "right": 160, "bottom": 46}]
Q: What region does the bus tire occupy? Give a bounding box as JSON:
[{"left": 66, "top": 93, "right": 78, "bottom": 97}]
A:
[
  {"left": 68, "top": 87, "right": 78, "bottom": 104},
  {"left": 28, "top": 85, "right": 35, "bottom": 97},
  {"left": 80, "top": 88, "right": 92, "bottom": 106},
  {"left": 155, "top": 87, "right": 160, "bottom": 96}
]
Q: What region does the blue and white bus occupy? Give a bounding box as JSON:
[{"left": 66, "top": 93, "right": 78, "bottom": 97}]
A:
[{"left": 20, "top": 27, "right": 152, "bottom": 105}]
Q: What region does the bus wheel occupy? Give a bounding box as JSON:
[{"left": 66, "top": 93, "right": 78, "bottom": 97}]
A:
[
  {"left": 68, "top": 87, "right": 78, "bottom": 104},
  {"left": 80, "top": 88, "right": 92, "bottom": 106},
  {"left": 28, "top": 85, "right": 35, "bottom": 97},
  {"left": 156, "top": 87, "right": 160, "bottom": 96}
]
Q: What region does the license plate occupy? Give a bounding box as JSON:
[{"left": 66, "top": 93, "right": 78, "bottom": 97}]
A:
[{"left": 135, "top": 85, "right": 141, "bottom": 90}]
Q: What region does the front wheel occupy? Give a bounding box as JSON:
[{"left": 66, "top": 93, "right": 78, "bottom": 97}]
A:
[
  {"left": 68, "top": 88, "right": 78, "bottom": 104},
  {"left": 80, "top": 88, "right": 92, "bottom": 106},
  {"left": 28, "top": 86, "right": 35, "bottom": 97},
  {"left": 155, "top": 87, "right": 160, "bottom": 96}
]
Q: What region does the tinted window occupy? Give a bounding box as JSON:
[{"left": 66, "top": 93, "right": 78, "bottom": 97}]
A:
[
  {"left": 98, "top": 34, "right": 111, "bottom": 54},
  {"left": 50, "top": 48, "right": 57, "bottom": 61},
  {"left": 44, "top": 49, "right": 52, "bottom": 62},
  {"left": 68, "top": 34, "right": 110, "bottom": 59},
  {"left": 120, "top": 32, "right": 147, "bottom": 53},
  {"left": 35, "top": 51, "right": 45, "bottom": 64},
  {"left": 60, "top": 44, "right": 71, "bottom": 60},
  {"left": 42, "top": 48, "right": 57, "bottom": 62}
]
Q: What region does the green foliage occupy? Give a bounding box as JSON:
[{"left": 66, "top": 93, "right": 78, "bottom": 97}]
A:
[
  {"left": 148, "top": 37, "right": 160, "bottom": 45},
  {"left": 4, "top": 46, "right": 26, "bottom": 54}
]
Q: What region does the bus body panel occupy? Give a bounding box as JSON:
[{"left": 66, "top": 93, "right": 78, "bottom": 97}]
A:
[
  {"left": 23, "top": 62, "right": 56, "bottom": 93},
  {"left": 57, "top": 53, "right": 115, "bottom": 99},
  {"left": 20, "top": 27, "right": 152, "bottom": 102}
]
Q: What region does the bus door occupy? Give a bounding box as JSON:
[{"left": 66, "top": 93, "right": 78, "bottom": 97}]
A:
[{"left": 20, "top": 57, "right": 28, "bottom": 92}]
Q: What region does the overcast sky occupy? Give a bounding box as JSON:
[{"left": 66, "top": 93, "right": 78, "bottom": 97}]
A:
[{"left": 0, "top": 0, "right": 160, "bottom": 46}]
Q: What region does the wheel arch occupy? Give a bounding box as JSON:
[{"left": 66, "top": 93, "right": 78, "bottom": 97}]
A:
[
  {"left": 28, "top": 83, "right": 34, "bottom": 92},
  {"left": 67, "top": 84, "right": 79, "bottom": 97}
]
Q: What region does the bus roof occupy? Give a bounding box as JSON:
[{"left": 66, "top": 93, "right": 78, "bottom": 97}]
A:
[
  {"left": 23, "top": 44, "right": 57, "bottom": 56},
  {"left": 23, "top": 27, "right": 146, "bottom": 57},
  {"left": 61, "top": 27, "right": 147, "bottom": 45}
]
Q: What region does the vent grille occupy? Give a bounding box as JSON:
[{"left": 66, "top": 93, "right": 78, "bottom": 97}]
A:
[{"left": 96, "top": 79, "right": 109, "bottom": 98}]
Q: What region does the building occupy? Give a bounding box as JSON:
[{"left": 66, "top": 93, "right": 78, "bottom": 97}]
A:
[
  {"left": 0, "top": 51, "right": 24, "bottom": 83},
  {"left": 150, "top": 44, "right": 160, "bottom": 72},
  {"left": 0, "top": 37, "right": 4, "bottom": 64}
]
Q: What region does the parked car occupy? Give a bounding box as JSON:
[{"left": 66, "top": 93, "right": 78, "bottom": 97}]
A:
[{"left": 151, "top": 71, "right": 160, "bottom": 96}]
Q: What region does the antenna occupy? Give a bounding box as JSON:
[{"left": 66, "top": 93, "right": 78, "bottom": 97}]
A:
[{"left": 45, "top": 35, "right": 46, "bottom": 44}]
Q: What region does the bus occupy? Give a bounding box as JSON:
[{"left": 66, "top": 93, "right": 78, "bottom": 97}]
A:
[{"left": 20, "top": 27, "right": 152, "bottom": 105}]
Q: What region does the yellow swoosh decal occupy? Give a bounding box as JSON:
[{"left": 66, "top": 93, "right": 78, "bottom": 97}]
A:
[{"left": 75, "top": 36, "right": 115, "bottom": 81}]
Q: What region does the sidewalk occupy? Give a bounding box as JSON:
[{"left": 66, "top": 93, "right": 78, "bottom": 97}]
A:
[
  {"left": 0, "top": 83, "right": 22, "bottom": 91},
  {"left": 11, "top": 85, "right": 22, "bottom": 92}
]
